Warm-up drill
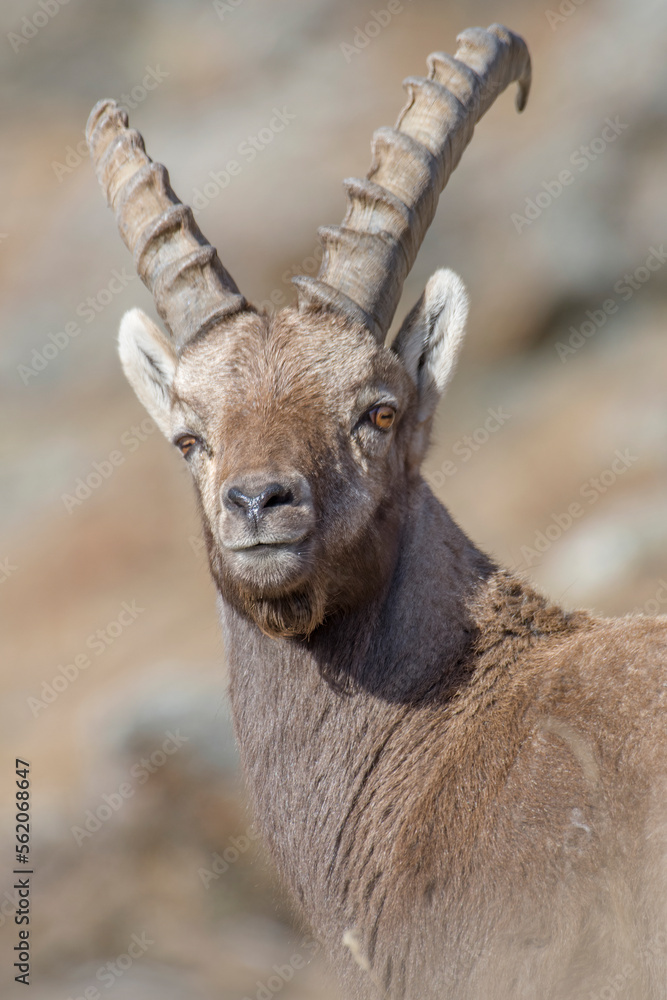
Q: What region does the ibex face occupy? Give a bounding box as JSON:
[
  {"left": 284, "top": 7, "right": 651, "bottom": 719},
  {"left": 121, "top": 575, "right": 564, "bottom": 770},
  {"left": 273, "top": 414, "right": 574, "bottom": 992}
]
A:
[
  {"left": 117, "top": 274, "right": 467, "bottom": 637},
  {"left": 87, "top": 24, "right": 530, "bottom": 637}
]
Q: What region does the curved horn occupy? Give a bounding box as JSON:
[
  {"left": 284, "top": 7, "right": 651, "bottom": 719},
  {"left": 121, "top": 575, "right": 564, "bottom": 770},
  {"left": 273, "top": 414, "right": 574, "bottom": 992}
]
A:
[
  {"left": 86, "top": 100, "right": 251, "bottom": 351},
  {"left": 293, "top": 23, "right": 531, "bottom": 342}
]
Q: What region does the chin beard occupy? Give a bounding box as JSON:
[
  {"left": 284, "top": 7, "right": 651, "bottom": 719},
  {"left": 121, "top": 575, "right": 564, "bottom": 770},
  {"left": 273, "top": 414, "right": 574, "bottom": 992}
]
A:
[
  {"left": 204, "top": 510, "right": 399, "bottom": 640},
  {"left": 203, "top": 522, "right": 326, "bottom": 638},
  {"left": 241, "top": 586, "right": 328, "bottom": 639},
  {"left": 214, "top": 563, "right": 328, "bottom": 638}
]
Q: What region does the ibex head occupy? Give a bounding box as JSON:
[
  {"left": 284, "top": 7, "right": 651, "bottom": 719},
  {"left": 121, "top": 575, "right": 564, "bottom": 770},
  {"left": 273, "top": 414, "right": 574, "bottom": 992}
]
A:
[{"left": 87, "top": 24, "right": 530, "bottom": 638}]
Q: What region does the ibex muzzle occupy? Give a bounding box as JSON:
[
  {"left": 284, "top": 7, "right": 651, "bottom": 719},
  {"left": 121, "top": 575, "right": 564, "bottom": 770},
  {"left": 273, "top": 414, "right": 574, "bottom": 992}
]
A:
[
  {"left": 85, "top": 25, "right": 667, "bottom": 1000},
  {"left": 221, "top": 470, "right": 315, "bottom": 590}
]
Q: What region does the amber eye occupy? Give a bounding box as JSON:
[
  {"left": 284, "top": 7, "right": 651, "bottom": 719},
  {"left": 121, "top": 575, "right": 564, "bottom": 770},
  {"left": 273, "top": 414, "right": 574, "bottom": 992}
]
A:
[
  {"left": 176, "top": 435, "right": 198, "bottom": 457},
  {"left": 368, "top": 405, "right": 396, "bottom": 430}
]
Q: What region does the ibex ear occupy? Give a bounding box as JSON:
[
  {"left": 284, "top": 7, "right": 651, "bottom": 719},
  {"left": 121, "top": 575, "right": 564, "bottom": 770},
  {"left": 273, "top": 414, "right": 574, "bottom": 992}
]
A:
[
  {"left": 392, "top": 269, "right": 469, "bottom": 423},
  {"left": 118, "top": 308, "right": 177, "bottom": 437}
]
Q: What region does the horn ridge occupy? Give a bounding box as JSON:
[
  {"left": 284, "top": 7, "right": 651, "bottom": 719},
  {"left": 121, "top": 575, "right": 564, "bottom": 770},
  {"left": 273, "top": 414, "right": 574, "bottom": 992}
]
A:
[
  {"left": 293, "top": 24, "right": 531, "bottom": 342},
  {"left": 86, "top": 98, "right": 250, "bottom": 351}
]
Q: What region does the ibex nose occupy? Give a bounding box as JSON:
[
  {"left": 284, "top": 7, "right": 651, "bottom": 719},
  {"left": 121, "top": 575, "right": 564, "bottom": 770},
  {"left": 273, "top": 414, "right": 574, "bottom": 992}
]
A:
[
  {"left": 226, "top": 482, "right": 294, "bottom": 518},
  {"left": 223, "top": 474, "right": 310, "bottom": 526}
]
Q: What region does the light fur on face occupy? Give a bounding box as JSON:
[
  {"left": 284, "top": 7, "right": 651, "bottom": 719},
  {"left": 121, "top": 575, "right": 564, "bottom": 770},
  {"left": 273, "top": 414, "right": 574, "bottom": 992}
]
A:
[
  {"left": 392, "top": 268, "right": 469, "bottom": 423},
  {"left": 118, "top": 308, "right": 177, "bottom": 436}
]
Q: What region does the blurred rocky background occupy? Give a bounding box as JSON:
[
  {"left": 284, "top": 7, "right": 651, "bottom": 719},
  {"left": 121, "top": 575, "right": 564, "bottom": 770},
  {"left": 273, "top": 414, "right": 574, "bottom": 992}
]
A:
[{"left": 1, "top": 0, "right": 666, "bottom": 996}]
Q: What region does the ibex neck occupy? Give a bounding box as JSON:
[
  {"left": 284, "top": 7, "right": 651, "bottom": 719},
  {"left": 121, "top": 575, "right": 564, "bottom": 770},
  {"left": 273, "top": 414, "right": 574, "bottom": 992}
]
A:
[
  {"left": 219, "top": 484, "right": 582, "bottom": 981},
  {"left": 224, "top": 482, "right": 494, "bottom": 704},
  {"left": 303, "top": 483, "right": 495, "bottom": 699},
  {"left": 220, "top": 482, "right": 491, "bottom": 852}
]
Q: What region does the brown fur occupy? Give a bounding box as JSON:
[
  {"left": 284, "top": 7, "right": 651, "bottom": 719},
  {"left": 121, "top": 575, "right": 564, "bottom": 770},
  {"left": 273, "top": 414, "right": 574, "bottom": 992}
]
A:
[{"left": 120, "top": 303, "right": 667, "bottom": 998}]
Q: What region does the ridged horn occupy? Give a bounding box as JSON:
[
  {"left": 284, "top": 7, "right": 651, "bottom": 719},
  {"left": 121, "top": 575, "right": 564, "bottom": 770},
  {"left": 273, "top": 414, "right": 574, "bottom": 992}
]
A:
[
  {"left": 293, "top": 24, "right": 531, "bottom": 342},
  {"left": 86, "top": 99, "right": 251, "bottom": 351}
]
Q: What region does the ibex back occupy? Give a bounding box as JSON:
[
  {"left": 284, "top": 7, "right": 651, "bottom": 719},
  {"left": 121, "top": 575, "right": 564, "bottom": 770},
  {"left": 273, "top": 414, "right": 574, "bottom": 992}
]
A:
[{"left": 86, "top": 24, "right": 667, "bottom": 999}]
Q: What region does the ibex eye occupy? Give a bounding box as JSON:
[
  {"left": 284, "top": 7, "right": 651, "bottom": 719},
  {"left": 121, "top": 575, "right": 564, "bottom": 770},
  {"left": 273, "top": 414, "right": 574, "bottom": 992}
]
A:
[
  {"left": 176, "top": 434, "right": 198, "bottom": 457},
  {"left": 368, "top": 405, "right": 396, "bottom": 430}
]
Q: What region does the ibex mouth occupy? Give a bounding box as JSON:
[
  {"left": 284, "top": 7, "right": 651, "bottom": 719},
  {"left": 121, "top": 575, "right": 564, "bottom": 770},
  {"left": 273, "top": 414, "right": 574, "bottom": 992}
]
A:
[
  {"left": 220, "top": 532, "right": 315, "bottom": 597},
  {"left": 225, "top": 535, "right": 310, "bottom": 553}
]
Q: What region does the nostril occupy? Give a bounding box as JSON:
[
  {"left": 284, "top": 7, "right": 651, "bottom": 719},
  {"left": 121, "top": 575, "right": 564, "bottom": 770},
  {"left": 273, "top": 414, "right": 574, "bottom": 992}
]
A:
[
  {"left": 227, "top": 487, "right": 252, "bottom": 511},
  {"left": 262, "top": 487, "right": 294, "bottom": 509},
  {"left": 225, "top": 482, "right": 299, "bottom": 517}
]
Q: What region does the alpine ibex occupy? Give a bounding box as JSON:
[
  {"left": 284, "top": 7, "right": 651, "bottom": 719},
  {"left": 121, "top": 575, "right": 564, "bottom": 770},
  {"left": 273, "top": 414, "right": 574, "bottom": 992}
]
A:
[{"left": 86, "top": 24, "right": 667, "bottom": 999}]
